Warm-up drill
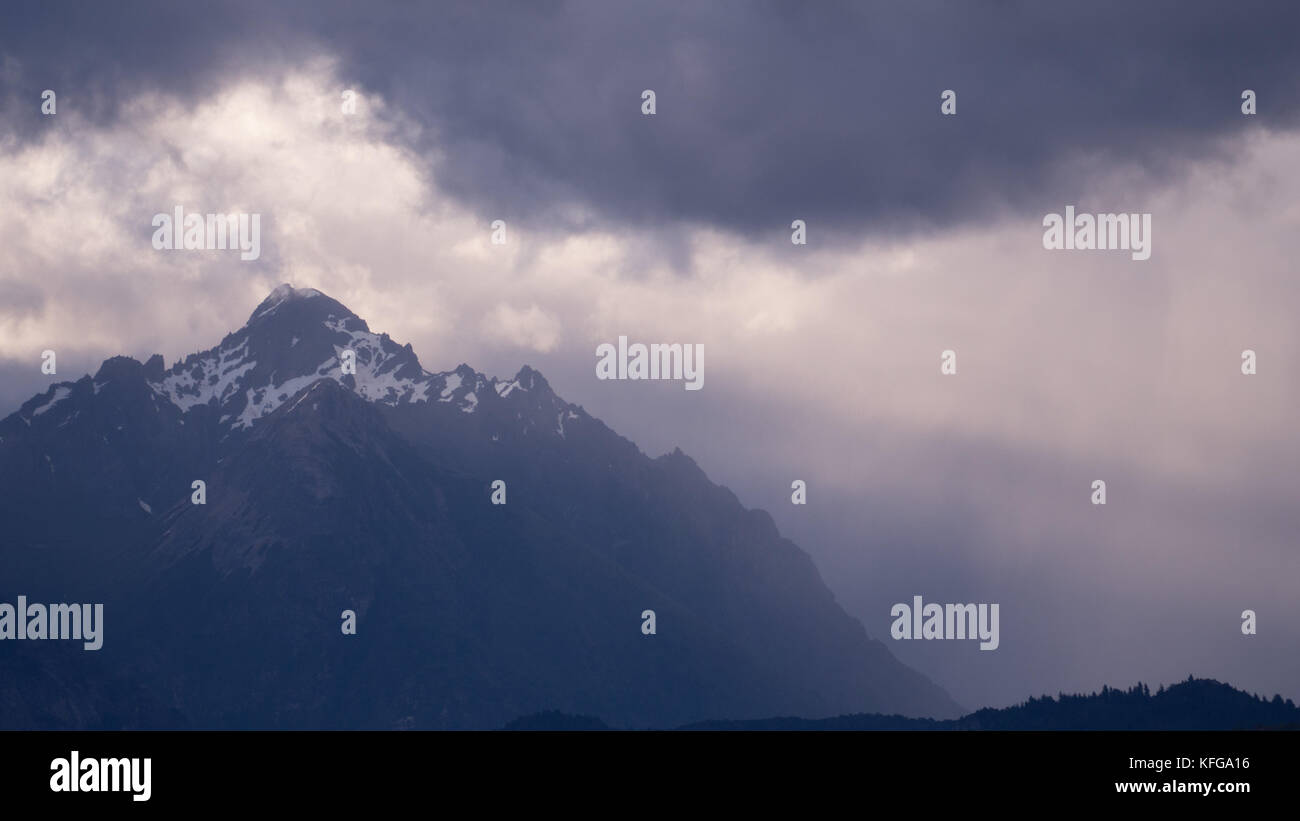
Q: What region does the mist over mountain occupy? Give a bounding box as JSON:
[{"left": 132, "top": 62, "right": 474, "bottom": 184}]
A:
[{"left": 0, "top": 284, "right": 961, "bottom": 729}]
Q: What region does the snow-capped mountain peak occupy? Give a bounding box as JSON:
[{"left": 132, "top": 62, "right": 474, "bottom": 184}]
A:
[{"left": 136, "top": 284, "right": 580, "bottom": 433}]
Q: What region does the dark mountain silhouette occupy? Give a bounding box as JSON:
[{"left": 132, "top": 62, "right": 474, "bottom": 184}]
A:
[
  {"left": 0, "top": 284, "right": 961, "bottom": 729},
  {"left": 502, "top": 710, "right": 610, "bottom": 731},
  {"left": 676, "top": 678, "right": 1300, "bottom": 730}
]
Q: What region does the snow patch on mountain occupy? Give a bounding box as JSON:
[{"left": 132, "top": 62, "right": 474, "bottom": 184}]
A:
[
  {"left": 153, "top": 338, "right": 259, "bottom": 412},
  {"left": 438, "top": 372, "right": 462, "bottom": 401},
  {"left": 496, "top": 378, "right": 526, "bottom": 398},
  {"left": 118, "top": 285, "right": 587, "bottom": 436},
  {"left": 322, "top": 317, "right": 439, "bottom": 405},
  {"left": 232, "top": 359, "right": 336, "bottom": 428},
  {"left": 31, "top": 385, "right": 72, "bottom": 417}
]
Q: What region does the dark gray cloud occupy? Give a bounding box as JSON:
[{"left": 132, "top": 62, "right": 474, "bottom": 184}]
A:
[
  {"left": 0, "top": 279, "right": 44, "bottom": 321},
  {"left": 4, "top": 0, "right": 1300, "bottom": 244}
]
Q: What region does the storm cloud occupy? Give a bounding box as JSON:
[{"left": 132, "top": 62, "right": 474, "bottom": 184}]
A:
[{"left": 4, "top": 1, "right": 1300, "bottom": 244}]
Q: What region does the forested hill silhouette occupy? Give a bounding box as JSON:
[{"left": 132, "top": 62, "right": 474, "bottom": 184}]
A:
[
  {"left": 504, "top": 678, "right": 1300, "bottom": 730},
  {"left": 675, "top": 678, "right": 1299, "bottom": 731}
]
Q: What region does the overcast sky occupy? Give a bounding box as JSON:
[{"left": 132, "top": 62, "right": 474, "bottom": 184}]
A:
[{"left": 2, "top": 1, "right": 1297, "bottom": 710}]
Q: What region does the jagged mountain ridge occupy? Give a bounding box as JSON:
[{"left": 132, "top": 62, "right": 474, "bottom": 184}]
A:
[
  {"left": 0, "top": 284, "right": 962, "bottom": 729},
  {"left": 8, "top": 284, "right": 578, "bottom": 444},
  {"left": 149, "top": 283, "right": 580, "bottom": 430}
]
